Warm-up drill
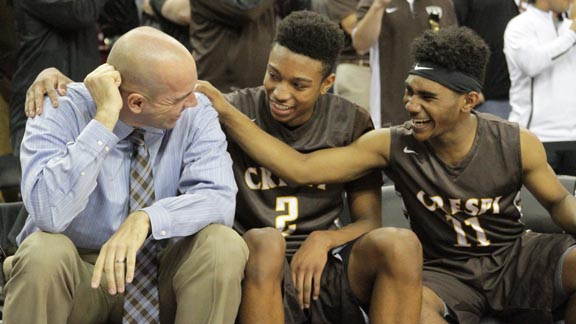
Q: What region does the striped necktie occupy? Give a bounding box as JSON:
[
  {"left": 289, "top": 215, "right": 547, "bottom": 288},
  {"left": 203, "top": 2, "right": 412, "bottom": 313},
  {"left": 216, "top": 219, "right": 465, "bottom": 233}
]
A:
[{"left": 123, "top": 129, "right": 160, "bottom": 324}]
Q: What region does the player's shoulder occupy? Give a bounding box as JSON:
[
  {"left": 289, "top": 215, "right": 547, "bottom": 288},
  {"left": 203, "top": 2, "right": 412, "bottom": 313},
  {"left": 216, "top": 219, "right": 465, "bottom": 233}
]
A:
[
  {"left": 41, "top": 82, "right": 96, "bottom": 120},
  {"left": 317, "top": 93, "right": 367, "bottom": 117},
  {"left": 476, "top": 111, "right": 520, "bottom": 134}
]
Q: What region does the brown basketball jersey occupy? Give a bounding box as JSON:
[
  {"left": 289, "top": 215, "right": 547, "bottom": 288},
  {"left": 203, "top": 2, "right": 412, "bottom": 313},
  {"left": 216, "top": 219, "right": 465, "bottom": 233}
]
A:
[
  {"left": 386, "top": 112, "right": 525, "bottom": 260},
  {"left": 225, "top": 87, "right": 381, "bottom": 255}
]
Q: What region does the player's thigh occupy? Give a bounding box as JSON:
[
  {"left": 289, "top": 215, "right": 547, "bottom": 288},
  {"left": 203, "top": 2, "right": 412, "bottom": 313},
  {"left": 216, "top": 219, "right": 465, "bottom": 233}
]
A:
[
  {"left": 423, "top": 268, "right": 485, "bottom": 324},
  {"left": 561, "top": 246, "right": 576, "bottom": 295}
]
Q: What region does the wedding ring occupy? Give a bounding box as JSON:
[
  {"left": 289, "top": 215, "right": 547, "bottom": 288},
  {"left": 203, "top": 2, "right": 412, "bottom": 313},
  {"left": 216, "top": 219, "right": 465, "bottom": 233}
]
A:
[{"left": 115, "top": 259, "right": 126, "bottom": 264}]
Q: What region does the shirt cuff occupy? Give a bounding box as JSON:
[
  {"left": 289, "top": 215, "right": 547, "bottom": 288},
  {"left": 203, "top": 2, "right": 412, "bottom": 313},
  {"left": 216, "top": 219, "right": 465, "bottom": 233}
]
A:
[
  {"left": 76, "top": 119, "right": 120, "bottom": 156},
  {"left": 142, "top": 204, "right": 172, "bottom": 240}
]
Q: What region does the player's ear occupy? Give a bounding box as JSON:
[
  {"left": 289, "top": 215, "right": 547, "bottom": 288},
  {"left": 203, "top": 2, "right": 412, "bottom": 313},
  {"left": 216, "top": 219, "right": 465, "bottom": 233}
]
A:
[
  {"left": 320, "top": 73, "right": 336, "bottom": 95},
  {"left": 461, "top": 91, "right": 480, "bottom": 113}
]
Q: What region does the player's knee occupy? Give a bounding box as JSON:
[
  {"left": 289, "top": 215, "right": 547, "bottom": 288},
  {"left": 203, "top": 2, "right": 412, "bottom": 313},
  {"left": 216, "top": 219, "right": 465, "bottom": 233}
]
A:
[
  {"left": 243, "top": 228, "right": 285, "bottom": 281},
  {"left": 362, "top": 227, "right": 422, "bottom": 270},
  {"left": 243, "top": 228, "right": 285, "bottom": 261}
]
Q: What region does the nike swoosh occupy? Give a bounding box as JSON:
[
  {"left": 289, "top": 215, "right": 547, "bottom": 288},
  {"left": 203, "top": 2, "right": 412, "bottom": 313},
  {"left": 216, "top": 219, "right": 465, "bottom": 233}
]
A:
[
  {"left": 385, "top": 7, "right": 398, "bottom": 14},
  {"left": 414, "top": 63, "right": 433, "bottom": 71},
  {"left": 403, "top": 146, "right": 418, "bottom": 155}
]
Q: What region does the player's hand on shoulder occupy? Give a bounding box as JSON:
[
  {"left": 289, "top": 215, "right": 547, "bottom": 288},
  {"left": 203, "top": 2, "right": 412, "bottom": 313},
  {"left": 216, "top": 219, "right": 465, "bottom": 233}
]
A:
[
  {"left": 194, "top": 80, "right": 234, "bottom": 117},
  {"left": 25, "top": 67, "right": 72, "bottom": 118},
  {"left": 373, "top": 0, "right": 392, "bottom": 10},
  {"left": 290, "top": 231, "right": 332, "bottom": 310}
]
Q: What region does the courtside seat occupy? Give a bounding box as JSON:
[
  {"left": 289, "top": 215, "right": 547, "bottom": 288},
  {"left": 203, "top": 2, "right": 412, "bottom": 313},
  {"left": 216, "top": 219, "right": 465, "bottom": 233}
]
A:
[
  {"left": 519, "top": 174, "right": 576, "bottom": 234},
  {"left": 0, "top": 201, "right": 23, "bottom": 265},
  {"left": 381, "top": 184, "right": 410, "bottom": 229},
  {"left": 0, "top": 154, "right": 21, "bottom": 202},
  {"left": 0, "top": 155, "right": 20, "bottom": 192}
]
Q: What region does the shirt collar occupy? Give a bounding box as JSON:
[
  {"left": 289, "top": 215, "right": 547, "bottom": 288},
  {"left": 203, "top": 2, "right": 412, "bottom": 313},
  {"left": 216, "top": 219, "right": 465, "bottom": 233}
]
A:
[{"left": 114, "top": 120, "right": 165, "bottom": 142}]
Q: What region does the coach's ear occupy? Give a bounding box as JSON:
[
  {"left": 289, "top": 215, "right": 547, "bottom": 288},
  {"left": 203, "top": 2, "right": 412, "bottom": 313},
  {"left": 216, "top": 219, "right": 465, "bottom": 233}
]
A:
[
  {"left": 320, "top": 73, "right": 336, "bottom": 95},
  {"left": 461, "top": 91, "right": 481, "bottom": 113},
  {"left": 126, "top": 92, "right": 145, "bottom": 114}
]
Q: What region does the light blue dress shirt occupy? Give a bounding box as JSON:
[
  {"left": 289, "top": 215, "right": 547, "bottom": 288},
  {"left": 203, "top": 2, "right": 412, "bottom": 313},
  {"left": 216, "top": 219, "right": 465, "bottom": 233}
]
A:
[{"left": 18, "top": 83, "right": 237, "bottom": 250}]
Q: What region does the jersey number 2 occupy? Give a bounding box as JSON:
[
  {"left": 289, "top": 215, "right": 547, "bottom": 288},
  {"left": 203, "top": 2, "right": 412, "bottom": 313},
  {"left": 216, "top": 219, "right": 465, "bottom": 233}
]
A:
[{"left": 275, "top": 197, "right": 298, "bottom": 236}]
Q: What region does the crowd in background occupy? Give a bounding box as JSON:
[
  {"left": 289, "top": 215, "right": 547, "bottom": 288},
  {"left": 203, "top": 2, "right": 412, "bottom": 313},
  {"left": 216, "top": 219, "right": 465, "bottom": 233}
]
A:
[{"left": 1, "top": 0, "right": 575, "bottom": 180}]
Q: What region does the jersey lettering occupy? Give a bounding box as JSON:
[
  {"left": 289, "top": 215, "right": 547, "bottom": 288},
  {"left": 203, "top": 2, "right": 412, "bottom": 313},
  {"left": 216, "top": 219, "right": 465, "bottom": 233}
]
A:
[
  {"left": 417, "top": 190, "right": 498, "bottom": 247},
  {"left": 244, "top": 167, "right": 326, "bottom": 191},
  {"left": 416, "top": 191, "right": 502, "bottom": 216}
]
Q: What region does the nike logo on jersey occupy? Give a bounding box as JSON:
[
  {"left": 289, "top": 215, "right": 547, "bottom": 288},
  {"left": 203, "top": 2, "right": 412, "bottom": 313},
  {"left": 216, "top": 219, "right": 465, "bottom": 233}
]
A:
[
  {"left": 403, "top": 146, "right": 418, "bottom": 155},
  {"left": 385, "top": 7, "right": 398, "bottom": 13},
  {"left": 425, "top": 6, "right": 443, "bottom": 19},
  {"left": 413, "top": 63, "right": 433, "bottom": 71}
]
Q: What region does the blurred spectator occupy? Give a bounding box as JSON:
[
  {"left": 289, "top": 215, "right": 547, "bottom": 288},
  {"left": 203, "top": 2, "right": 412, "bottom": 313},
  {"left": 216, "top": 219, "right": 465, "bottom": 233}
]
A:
[
  {"left": 504, "top": 0, "right": 576, "bottom": 176},
  {"left": 97, "top": 0, "right": 142, "bottom": 61},
  {"left": 188, "top": 0, "right": 277, "bottom": 92},
  {"left": 454, "top": 0, "right": 519, "bottom": 120},
  {"left": 9, "top": 0, "right": 107, "bottom": 157},
  {"left": 277, "top": 0, "right": 311, "bottom": 18},
  {"left": 353, "top": 0, "right": 457, "bottom": 128},
  {"left": 155, "top": 0, "right": 277, "bottom": 93},
  {"left": 312, "top": 0, "right": 371, "bottom": 110},
  {"left": 0, "top": 0, "right": 17, "bottom": 156},
  {"left": 145, "top": 0, "right": 192, "bottom": 51}
]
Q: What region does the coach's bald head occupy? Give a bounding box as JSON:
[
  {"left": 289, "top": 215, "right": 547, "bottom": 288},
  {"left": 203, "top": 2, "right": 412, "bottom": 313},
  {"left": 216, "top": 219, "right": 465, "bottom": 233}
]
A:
[{"left": 107, "top": 26, "right": 197, "bottom": 99}]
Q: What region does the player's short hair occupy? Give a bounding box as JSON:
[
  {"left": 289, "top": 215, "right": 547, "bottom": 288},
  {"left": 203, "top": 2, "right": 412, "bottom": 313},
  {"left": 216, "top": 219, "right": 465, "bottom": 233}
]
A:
[
  {"left": 275, "top": 10, "right": 345, "bottom": 78},
  {"left": 411, "top": 26, "right": 490, "bottom": 87}
]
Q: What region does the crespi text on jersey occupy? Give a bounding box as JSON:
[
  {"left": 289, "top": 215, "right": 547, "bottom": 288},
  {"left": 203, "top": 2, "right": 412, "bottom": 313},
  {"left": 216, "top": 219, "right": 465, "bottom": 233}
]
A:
[
  {"left": 244, "top": 167, "right": 326, "bottom": 191},
  {"left": 416, "top": 190, "right": 503, "bottom": 216}
]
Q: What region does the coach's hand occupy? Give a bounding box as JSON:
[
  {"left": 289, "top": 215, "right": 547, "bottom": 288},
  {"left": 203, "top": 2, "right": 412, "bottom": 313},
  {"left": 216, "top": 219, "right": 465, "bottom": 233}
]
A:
[
  {"left": 85, "top": 64, "right": 123, "bottom": 132},
  {"left": 91, "top": 211, "right": 151, "bottom": 295},
  {"left": 290, "top": 231, "right": 332, "bottom": 309}
]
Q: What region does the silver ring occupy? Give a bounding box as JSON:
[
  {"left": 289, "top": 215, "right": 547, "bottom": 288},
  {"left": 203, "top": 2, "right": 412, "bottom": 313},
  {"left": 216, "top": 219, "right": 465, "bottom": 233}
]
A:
[{"left": 115, "top": 259, "right": 126, "bottom": 264}]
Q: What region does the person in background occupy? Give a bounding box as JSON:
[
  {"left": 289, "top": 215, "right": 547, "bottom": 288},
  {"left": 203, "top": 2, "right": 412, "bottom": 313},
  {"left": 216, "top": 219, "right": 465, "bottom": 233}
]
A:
[
  {"left": 454, "top": 0, "right": 519, "bottom": 119},
  {"left": 155, "top": 0, "right": 277, "bottom": 93},
  {"left": 352, "top": 0, "right": 457, "bottom": 128},
  {"left": 312, "top": 0, "right": 372, "bottom": 111},
  {"left": 504, "top": 0, "right": 576, "bottom": 176},
  {"left": 9, "top": 0, "right": 108, "bottom": 157}
]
